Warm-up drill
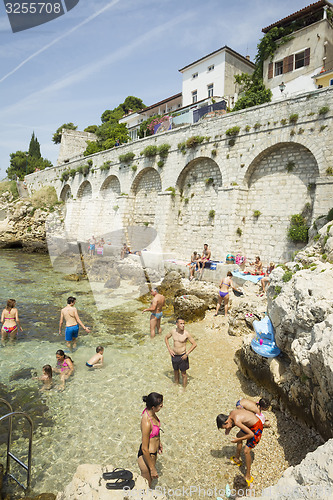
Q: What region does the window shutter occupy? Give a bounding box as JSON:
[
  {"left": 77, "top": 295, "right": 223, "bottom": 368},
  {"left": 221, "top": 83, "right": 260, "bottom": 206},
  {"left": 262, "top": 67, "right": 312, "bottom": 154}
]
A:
[
  {"left": 287, "top": 55, "right": 294, "bottom": 72},
  {"left": 268, "top": 62, "right": 273, "bottom": 79},
  {"left": 304, "top": 48, "right": 310, "bottom": 66},
  {"left": 283, "top": 55, "right": 294, "bottom": 73}
]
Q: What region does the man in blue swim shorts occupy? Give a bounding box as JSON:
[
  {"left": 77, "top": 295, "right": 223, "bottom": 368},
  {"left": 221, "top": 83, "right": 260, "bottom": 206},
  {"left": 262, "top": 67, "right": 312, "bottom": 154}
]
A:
[
  {"left": 142, "top": 288, "right": 165, "bottom": 338},
  {"left": 59, "top": 296, "right": 90, "bottom": 350}
]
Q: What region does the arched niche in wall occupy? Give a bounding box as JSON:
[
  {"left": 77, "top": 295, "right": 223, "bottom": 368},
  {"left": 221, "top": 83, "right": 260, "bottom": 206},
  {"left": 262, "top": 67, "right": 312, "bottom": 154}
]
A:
[
  {"left": 129, "top": 167, "right": 162, "bottom": 226},
  {"left": 166, "top": 156, "right": 222, "bottom": 256},
  {"left": 59, "top": 184, "right": 72, "bottom": 202},
  {"left": 77, "top": 180, "right": 92, "bottom": 199},
  {"left": 242, "top": 142, "right": 319, "bottom": 261},
  {"left": 100, "top": 175, "right": 121, "bottom": 199}
]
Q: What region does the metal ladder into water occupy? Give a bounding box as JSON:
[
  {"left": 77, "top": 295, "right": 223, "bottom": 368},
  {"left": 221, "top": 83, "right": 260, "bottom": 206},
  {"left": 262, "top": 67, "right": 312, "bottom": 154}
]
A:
[{"left": 0, "top": 398, "right": 33, "bottom": 491}]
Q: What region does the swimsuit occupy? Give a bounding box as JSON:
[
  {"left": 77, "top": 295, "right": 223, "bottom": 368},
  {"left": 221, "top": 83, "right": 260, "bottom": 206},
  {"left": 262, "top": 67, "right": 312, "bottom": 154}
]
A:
[
  {"left": 171, "top": 353, "right": 189, "bottom": 372},
  {"left": 65, "top": 324, "right": 79, "bottom": 341},
  {"left": 3, "top": 325, "right": 17, "bottom": 333},
  {"left": 151, "top": 312, "right": 163, "bottom": 319},
  {"left": 246, "top": 418, "right": 263, "bottom": 449},
  {"left": 219, "top": 281, "right": 231, "bottom": 298},
  {"left": 137, "top": 409, "right": 161, "bottom": 458},
  {"left": 86, "top": 362, "right": 93, "bottom": 368},
  {"left": 57, "top": 360, "right": 70, "bottom": 372}
]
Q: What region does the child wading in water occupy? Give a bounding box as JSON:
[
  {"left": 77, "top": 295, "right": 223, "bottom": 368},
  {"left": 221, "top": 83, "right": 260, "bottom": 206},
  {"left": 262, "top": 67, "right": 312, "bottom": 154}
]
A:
[
  {"left": 86, "top": 346, "right": 104, "bottom": 368},
  {"left": 36, "top": 364, "right": 53, "bottom": 390}
]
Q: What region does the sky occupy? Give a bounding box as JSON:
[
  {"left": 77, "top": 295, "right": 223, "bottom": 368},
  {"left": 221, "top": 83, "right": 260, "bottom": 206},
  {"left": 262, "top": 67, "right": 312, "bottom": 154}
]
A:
[{"left": 0, "top": 0, "right": 311, "bottom": 178}]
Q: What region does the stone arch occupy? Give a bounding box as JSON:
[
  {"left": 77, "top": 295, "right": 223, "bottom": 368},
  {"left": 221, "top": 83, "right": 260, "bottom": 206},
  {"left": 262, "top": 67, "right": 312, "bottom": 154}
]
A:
[
  {"left": 100, "top": 175, "right": 121, "bottom": 199},
  {"left": 77, "top": 180, "right": 92, "bottom": 199},
  {"left": 129, "top": 168, "right": 162, "bottom": 226},
  {"left": 241, "top": 142, "right": 319, "bottom": 261},
  {"left": 166, "top": 157, "right": 223, "bottom": 255},
  {"left": 59, "top": 184, "right": 71, "bottom": 201}
]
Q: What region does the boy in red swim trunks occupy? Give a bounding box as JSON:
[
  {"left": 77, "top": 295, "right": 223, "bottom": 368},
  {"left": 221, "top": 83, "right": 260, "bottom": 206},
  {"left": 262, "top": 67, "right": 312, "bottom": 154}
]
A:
[{"left": 216, "top": 409, "right": 264, "bottom": 486}]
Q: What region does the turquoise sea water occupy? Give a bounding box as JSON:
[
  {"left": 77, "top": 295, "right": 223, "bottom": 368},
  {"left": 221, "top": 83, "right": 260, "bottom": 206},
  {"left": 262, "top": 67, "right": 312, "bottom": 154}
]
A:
[{"left": 0, "top": 250, "right": 322, "bottom": 498}]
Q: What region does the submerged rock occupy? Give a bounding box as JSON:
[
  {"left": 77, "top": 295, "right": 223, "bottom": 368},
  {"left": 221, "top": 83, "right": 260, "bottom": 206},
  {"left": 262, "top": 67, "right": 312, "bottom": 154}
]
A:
[
  {"left": 9, "top": 367, "right": 35, "bottom": 382},
  {"left": 173, "top": 294, "right": 207, "bottom": 322}
]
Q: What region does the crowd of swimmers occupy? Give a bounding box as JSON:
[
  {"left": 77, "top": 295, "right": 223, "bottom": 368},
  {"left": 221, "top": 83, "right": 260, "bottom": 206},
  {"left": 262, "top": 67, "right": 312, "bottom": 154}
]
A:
[{"left": 1, "top": 250, "right": 275, "bottom": 490}]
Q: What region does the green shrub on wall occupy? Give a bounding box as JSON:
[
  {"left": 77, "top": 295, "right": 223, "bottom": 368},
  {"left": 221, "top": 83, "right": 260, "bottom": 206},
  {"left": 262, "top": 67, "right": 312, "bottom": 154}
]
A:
[
  {"left": 185, "top": 136, "right": 205, "bottom": 148},
  {"left": 288, "top": 214, "right": 308, "bottom": 243},
  {"left": 158, "top": 144, "right": 171, "bottom": 158},
  {"left": 119, "top": 152, "right": 135, "bottom": 162},
  {"left": 141, "top": 145, "right": 158, "bottom": 157},
  {"left": 225, "top": 126, "right": 240, "bottom": 136}
]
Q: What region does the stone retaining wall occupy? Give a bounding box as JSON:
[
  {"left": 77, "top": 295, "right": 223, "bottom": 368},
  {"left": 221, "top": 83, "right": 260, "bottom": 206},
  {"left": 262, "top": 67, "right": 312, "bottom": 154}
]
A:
[{"left": 26, "top": 87, "right": 333, "bottom": 263}]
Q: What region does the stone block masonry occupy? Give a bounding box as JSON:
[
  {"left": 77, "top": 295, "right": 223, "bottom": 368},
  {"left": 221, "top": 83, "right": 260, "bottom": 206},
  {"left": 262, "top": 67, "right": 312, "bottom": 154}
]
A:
[{"left": 27, "top": 87, "right": 333, "bottom": 264}]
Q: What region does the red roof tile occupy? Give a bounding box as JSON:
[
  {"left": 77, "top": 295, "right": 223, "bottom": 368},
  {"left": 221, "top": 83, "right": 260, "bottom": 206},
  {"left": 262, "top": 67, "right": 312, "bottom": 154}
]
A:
[{"left": 262, "top": 0, "right": 332, "bottom": 33}]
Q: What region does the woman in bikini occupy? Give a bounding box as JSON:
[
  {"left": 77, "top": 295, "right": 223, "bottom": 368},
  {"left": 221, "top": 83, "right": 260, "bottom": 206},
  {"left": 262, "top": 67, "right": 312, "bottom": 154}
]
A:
[
  {"left": 214, "top": 271, "right": 238, "bottom": 317},
  {"left": 1, "top": 299, "right": 23, "bottom": 342},
  {"left": 54, "top": 349, "right": 74, "bottom": 390},
  {"left": 138, "top": 392, "right": 163, "bottom": 487}
]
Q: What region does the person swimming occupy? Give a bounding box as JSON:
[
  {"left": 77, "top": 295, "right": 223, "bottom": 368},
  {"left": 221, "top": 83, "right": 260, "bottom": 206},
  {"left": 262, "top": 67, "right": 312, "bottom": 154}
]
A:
[{"left": 54, "top": 349, "right": 74, "bottom": 390}]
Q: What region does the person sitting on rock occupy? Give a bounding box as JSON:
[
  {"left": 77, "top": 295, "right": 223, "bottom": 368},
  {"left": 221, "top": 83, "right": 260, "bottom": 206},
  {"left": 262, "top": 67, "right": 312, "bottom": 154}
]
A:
[
  {"left": 197, "top": 244, "right": 211, "bottom": 278},
  {"left": 260, "top": 262, "right": 275, "bottom": 293},
  {"left": 188, "top": 251, "right": 199, "bottom": 281},
  {"left": 120, "top": 243, "right": 130, "bottom": 259}
]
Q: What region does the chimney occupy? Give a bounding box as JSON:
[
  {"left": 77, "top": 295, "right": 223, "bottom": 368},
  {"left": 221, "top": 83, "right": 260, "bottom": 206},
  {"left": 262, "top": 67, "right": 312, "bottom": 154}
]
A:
[{"left": 246, "top": 55, "right": 250, "bottom": 61}]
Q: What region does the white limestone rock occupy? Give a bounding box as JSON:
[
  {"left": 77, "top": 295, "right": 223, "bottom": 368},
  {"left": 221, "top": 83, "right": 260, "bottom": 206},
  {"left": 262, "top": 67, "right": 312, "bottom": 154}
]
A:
[
  {"left": 257, "top": 439, "right": 333, "bottom": 499},
  {"left": 55, "top": 464, "right": 166, "bottom": 500}
]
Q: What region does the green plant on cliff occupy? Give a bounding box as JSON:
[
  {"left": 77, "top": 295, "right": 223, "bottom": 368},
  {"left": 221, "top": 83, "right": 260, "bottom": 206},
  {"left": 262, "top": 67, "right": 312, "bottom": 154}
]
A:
[
  {"left": 209, "top": 209, "right": 215, "bottom": 218},
  {"left": 282, "top": 271, "right": 293, "bottom": 282},
  {"left": 253, "top": 210, "right": 261, "bottom": 217},
  {"left": 100, "top": 162, "right": 111, "bottom": 171},
  {"left": 30, "top": 186, "right": 58, "bottom": 209},
  {"left": 288, "top": 214, "right": 308, "bottom": 243},
  {"left": 0, "top": 180, "right": 19, "bottom": 199},
  {"left": 286, "top": 161, "right": 295, "bottom": 172}
]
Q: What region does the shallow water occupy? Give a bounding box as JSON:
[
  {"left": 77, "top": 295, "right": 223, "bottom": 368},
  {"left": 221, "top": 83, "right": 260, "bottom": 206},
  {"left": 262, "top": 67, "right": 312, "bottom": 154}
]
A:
[{"left": 0, "top": 250, "right": 322, "bottom": 498}]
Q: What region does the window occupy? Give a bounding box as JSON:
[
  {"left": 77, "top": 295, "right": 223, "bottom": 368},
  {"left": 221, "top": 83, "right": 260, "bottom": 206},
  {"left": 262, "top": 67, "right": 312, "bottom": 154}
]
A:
[
  {"left": 330, "top": 78, "right": 333, "bottom": 86},
  {"left": 208, "top": 84, "right": 214, "bottom": 97},
  {"left": 275, "top": 61, "right": 283, "bottom": 76},
  {"left": 208, "top": 64, "right": 214, "bottom": 72},
  {"left": 192, "top": 72, "right": 198, "bottom": 79},
  {"left": 192, "top": 90, "right": 197, "bottom": 103},
  {"left": 295, "top": 50, "right": 306, "bottom": 69}
]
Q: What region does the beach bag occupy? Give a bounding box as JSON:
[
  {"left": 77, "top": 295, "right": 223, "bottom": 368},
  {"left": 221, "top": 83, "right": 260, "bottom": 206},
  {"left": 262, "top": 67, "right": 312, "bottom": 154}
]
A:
[
  {"left": 235, "top": 253, "right": 246, "bottom": 265},
  {"left": 226, "top": 253, "right": 235, "bottom": 263},
  {"left": 96, "top": 247, "right": 104, "bottom": 255}
]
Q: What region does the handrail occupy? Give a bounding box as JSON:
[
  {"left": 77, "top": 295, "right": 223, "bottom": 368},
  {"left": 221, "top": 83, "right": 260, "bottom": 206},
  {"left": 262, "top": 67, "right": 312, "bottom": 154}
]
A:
[
  {"left": 0, "top": 398, "right": 13, "bottom": 414},
  {"left": 0, "top": 411, "right": 33, "bottom": 490}
]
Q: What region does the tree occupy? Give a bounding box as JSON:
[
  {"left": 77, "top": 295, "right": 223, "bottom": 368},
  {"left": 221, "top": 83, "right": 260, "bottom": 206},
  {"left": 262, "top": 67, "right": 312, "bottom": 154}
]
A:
[
  {"left": 6, "top": 151, "right": 52, "bottom": 180},
  {"left": 84, "top": 125, "right": 98, "bottom": 134},
  {"left": 52, "top": 122, "right": 77, "bottom": 144},
  {"left": 28, "top": 132, "right": 41, "bottom": 158},
  {"left": 232, "top": 74, "right": 272, "bottom": 112},
  {"left": 83, "top": 96, "right": 145, "bottom": 155}
]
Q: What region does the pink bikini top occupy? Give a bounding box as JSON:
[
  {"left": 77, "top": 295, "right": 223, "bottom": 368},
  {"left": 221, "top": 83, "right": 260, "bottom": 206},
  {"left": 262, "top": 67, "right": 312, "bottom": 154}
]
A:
[{"left": 142, "top": 408, "right": 161, "bottom": 438}]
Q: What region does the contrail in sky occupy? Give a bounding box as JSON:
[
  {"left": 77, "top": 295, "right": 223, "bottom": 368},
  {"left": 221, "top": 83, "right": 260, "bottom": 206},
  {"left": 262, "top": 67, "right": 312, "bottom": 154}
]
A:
[{"left": 0, "top": 0, "right": 120, "bottom": 83}]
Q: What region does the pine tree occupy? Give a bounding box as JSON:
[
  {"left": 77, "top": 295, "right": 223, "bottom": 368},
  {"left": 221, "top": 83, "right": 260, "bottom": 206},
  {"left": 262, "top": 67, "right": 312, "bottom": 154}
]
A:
[{"left": 28, "top": 132, "right": 41, "bottom": 158}]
